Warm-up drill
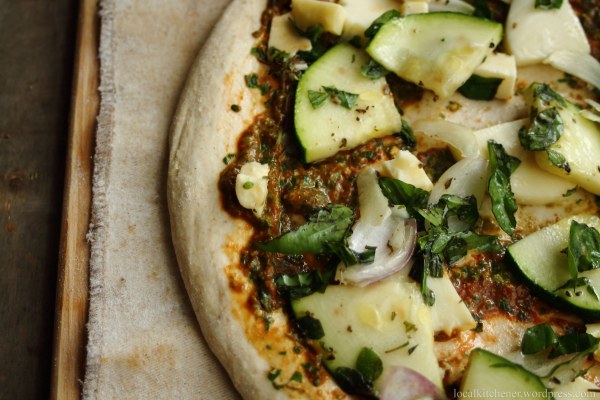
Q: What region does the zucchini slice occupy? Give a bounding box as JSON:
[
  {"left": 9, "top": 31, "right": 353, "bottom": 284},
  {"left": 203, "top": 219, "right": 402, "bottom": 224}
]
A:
[
  {"left": 507, "top": 214, "right": 600, "bottom": 318},
  {"left": 294, "top": 43, "right": 402, "bottom": 163},
  {"left": 366, "top": 12, "right": 503, "bottom": 98},
  {"left": 460, "top": 349, "right": 547, "bottom": 399}
]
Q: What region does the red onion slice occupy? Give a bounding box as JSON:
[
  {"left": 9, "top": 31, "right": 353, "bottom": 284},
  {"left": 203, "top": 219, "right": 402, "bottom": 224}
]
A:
[
  {"left": 379, "top": 366, "right": 446, "bottom": 400},
  {"left": 339, "top": 217, "right": 417, "bottom": 286}
]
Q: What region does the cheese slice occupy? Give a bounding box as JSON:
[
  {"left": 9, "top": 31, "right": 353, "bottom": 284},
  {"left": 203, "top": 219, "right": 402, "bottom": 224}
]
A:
[
  {"left": 268, "top": 13, "right": 312, "bottom": 55},
  {"left": 291, "top": 0, "right": 346, "bottom": 35}
]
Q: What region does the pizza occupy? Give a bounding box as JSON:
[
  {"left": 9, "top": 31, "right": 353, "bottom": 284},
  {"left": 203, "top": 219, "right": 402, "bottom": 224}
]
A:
[{"left": 167, "top": 0, "right": 600, "bottom": 398}]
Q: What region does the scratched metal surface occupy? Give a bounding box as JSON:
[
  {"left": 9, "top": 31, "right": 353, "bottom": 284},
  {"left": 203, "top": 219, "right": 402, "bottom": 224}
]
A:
[{"left": 0, "top": 1, "right": 78, "bottom": 399}]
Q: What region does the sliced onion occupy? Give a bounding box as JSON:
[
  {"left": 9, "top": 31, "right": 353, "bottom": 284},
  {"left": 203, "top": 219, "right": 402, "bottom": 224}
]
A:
[
  {"left": 412, "top": 120, "right": 481, "bottom": 159},
  {"left": 339, "top": 218, "right": 417, "bottom": 286},
  {"left": 581, "top": 98, "right": 600, "bottom": 123},
  {"left": 379, "top": 366, "right": 446, "bottom": 400},
  {"left": 428, "top": 158, "right": 489, "bottom": 209},
  {"left": 544, "top": 50, "right": 600, "bottom": 90}
]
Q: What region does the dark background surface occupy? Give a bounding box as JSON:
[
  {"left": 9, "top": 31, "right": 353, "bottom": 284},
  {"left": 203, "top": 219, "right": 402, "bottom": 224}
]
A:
[{"left": 0, "top": 1, "right": 79, "bottom": 399}]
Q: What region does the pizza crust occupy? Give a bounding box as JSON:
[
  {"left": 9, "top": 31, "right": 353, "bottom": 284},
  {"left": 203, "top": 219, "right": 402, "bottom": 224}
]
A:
[{"left": 167, "top": 0, "right": 288, "bottom": 398}]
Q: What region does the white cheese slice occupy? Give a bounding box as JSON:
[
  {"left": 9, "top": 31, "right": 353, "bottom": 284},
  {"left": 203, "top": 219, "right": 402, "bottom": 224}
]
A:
[
  {"left": 505, "top": 0, "right": 590, "bottom": 66},
  {"left": 291, "top": 0, "right": 346, "bottom": 36},
  {"left": 429, "top": 273, "right": 476, "bottom": 335},
  {"left": 235, "top": 162, "right": 269, "bottom": 216},
  {"left": 292, "top": 273, "right": 444, "bottom": 391},
  {"left": 268, "top": 13, "right": 312, "bottom": 55},
  {"left": 402, "top": 1, "right": 429, "bottom": 15},
  {"left": 357, "top": 167, "right": 391, "bottom": 226},
  {"left": 382, "top": 150, "right": 434, "bottom": 191},
  {"left": 473, "top": 53, "right": 517, "bottom": 100},
  {"left": 339, "top": 0, "right": 402, "bottom": 39}
]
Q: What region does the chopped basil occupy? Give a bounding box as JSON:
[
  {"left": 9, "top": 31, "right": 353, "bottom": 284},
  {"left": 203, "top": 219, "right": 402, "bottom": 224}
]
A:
[
  {"left": 296, "top": 315, "right": 325, "bottom": 340},
  {"left": 458, "top": 75, "right": 502, "bottom": 101},
  {"left": 222, "top": 153, "right": 235, "bottom": 165},
  {"left": 396, "top": 119, "right": 417, "bottom": 150},
  {"left": 521, "top": 323, "right": 558, "bottom": 355},
  {"left": 567, "top": 220, "right": 600, "bottom": 277},
  {"left": 519, "top": 108, "right": 563, "bottom": 151},
  {"left": 242, "top": 181, "right": 254, "bottom": 189},
  {"left": 487, "top": 140, "right": 520, "bottom": 236},
  {"left": 364, "top": 10, "right": 401, "bottom": 39},
  {"left": 308, "top": 90, "right": 329, "bottom": 109},
  {"left": 535, "top": 0, "right": 563, "bottom": 9},
  {"left": 546, "top": 149, "right": 571, "bottom": 173},
  {"left": 276, "top": 268, "right": 334, "bottom": 299},
  {"left": 360, "top": 59, "right": 388, "bottom": 80},
  {"left": 562, "top": 187, "right": 578, "bottom": 197},
  {"left": 521, "top": 323, "right": 599, "bottom": 359},
  {"left": 327, "top": 242, "right": 376, "bottom": 266},
  {"left": 331, "top": 348, "right": 382, "bottom": 397},
  {"left": 356, "top": 348, "right": 383, "bottom": 383},
  {"left": 268, "top": 47, "right": 290, "bottom": 62},
  {"left": 230, "top": 104, "right": 240, "bottom": 112},
  {"left": 378, "top": 177, "right": 429, "bottom": 217},
  {"left": 244, "top": 73, "right": 270, "bottom": 95},
  {"left": 473, "top": 0, "right": 493, "bottom": 19},
  {"left": 308, "top": 86, "right": 359, "bottom": 109},
  {"left": 332, "top": 367, "right": 374, "bottom": 397},
  {"left": 257, "top": 205, "right": 354, "bottom": 254},
  {"left": 323, "top": 86, "right": 359, "bottom": 109}
]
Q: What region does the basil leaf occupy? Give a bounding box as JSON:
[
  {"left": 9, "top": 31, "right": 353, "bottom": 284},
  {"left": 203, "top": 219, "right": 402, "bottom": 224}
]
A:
[
  {"left": 546, "top": 149, "right": 571, "bottom": 173},
  {"left": 458, "top": 75, "right": 502, "bottom": 101},
  {"left": 487, "top": 140, "right": 520, "bottom": 236},
  {"left": 529, "top": 83, "right": 568, "bottom": 106},
  {"left": 360, "top": 59, "right": 388, "bottom": 80},
  {"left": 323, "top": 86, "right": 359, "bottom": 109},
  {"left": 327, "top": 242, "right": 376, "bottom": 266},
  {"left": 549, "top": 333, "right": 599, "bottom": 359},
  {"left": 378, "top": 177, "right": 430, "bottom": 216},
  {"left": 296, "top": 315, "right": 325, "bottom": 340},
  {"left": 257, "top": 205, "right": 354, "bottom": 254},
  {"left": 535, "top": 0, "right": 563, "bottom": 9},
  {"left": 308, "top": 90, "right": 329, "bottom": 109},
  {"left": 519, "top": 107, "right": 563, "bottom": 151},
  {"left": 568, "top": 220, "right": 600, "bottom": 276},
  {"left": 244, "top": 73, "right": 270, "bottom": 95},
  {"left": 397, "top": 120, "right": 417, "bottom": 150},
  {"left": 276, "top": 268, "right": 334, "bottom": 299},
  {"left": 473, "top": 0, "right": 493, "bottom": 19},
  {"left": 356, "top": 348, "right": 383, "bottom": 383},
  {"left": 364, "top": 10, "right": 401, "bottom": 39},
  {"left": 332, "top": 367, "right": 374, "bottom": 397},
  {"left": 522, "top": 323, "right": 559, "bottom": 355}
]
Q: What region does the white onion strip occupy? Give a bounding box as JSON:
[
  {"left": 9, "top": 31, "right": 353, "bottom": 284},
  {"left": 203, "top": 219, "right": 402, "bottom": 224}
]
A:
[{"left": 339, "top": 217, "right": 417, "bottom": 286}]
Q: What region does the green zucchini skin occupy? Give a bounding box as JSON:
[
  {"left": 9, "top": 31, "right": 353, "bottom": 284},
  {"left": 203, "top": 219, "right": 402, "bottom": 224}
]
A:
[
  {"left": 507, "top": 215, "right": 600, "bottom": 320},
  {"left": 460, "top": 348, "right": 548, "bottom": 399},
  {"left": 366, "top": 12, "right": 503, "bottom": 98}
]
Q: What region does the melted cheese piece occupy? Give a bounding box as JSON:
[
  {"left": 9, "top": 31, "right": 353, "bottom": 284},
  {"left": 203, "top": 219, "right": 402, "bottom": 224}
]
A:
[
  {"left": 291, "top": 0, "right": 346, "bottom": 35},
  {"left": 268, "top": 13, "right": 312, "bottom": 55},
  {"left": 339, "top": 0, "right": 402, "bottom": 39},
  {"left": 429, "top": 273, "right": 477, "bottom": 335},
  {"left": 235, "top": 162, "right": 269, "bottom": 216},
  {"left": 382, "top": 150, "right": 434, "bottom": 191},
  {"left": 473, "top": 53, "right": 517, "bottom": 100}
]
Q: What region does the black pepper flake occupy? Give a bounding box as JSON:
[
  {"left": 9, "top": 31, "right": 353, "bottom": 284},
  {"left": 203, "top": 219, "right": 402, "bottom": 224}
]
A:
[{"left": 230, "top": 104, "right": 241, "bottom": 112}]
